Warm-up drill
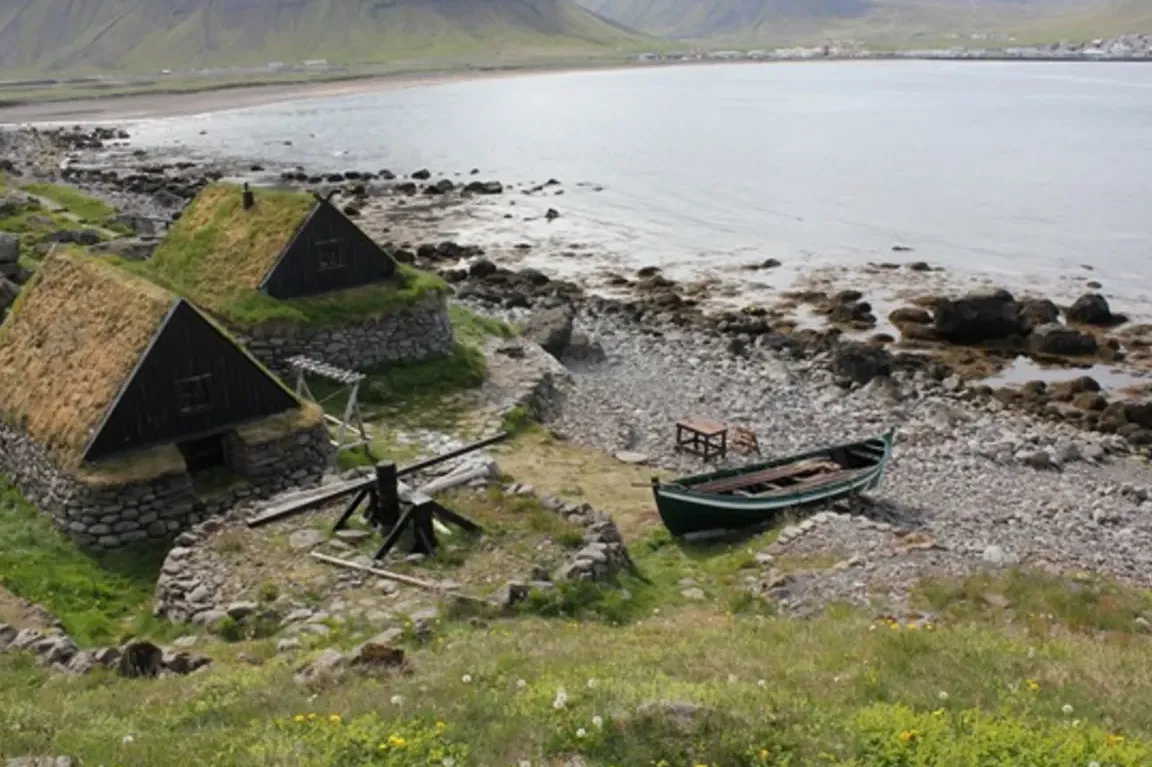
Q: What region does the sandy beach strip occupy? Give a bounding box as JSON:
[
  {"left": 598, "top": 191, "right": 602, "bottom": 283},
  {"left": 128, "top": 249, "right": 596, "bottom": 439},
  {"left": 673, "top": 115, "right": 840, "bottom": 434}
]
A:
[{"left": 0, "top": 63, "right": 637, "bottom": 125}]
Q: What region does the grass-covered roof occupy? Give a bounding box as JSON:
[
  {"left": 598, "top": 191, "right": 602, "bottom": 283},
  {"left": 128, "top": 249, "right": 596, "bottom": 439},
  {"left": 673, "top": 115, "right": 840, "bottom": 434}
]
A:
[
  {"left": 0, "top": 248, "right": 174, "bottom": 468},
  {"left": 149, "top": 182, "right": 316, "bottom": 300},
  {"left": 0, "top": 248, "right": 324, "bottom": 477},
  {"left": 141, "top": 182, "right": 446, "bottom": 330}
]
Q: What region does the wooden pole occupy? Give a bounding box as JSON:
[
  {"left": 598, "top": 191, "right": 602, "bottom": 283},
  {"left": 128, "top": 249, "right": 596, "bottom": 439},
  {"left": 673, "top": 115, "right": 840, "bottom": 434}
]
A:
[
  {"left": 395, "top": 432, "right": 510, "bottom": 477},
  {"left": 309, "top": 551, "right": 483, "bottom": 598},
  {"left": 376, "top": 461, "right": 400, "bottom": 527}
]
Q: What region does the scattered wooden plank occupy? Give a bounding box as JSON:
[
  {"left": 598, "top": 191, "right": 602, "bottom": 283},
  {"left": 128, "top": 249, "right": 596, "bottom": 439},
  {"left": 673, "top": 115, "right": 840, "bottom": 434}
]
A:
[
  {"left": 310, "top": 552, "right": 487, "bottom": 603},
  {"left": 246, "top": 478, "right": 370, "bottom": 528}
]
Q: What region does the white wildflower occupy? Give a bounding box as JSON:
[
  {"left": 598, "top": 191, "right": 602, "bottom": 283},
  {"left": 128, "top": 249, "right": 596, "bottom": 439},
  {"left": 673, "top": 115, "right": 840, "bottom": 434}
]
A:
[
  {"left": 1088, "top": 762, "right": 1101, "bottom": 767},
  {"left": 461, "top": 674, "right": 472, "bottom": 684},
  {"left": 576, "top": 728, "right": 587, "bottom": 738},
  {"left": 516, "top": 678, "right": 527, "bottom": 689},
  {"left": 552, "top": 687, "right": 568, "bottom": 710},
  {"left": 1027, "top": 647, "right": 1036, "bottom": 658},
  {"left": 1073, "top": 719, "right": 1082, "bottom": 728},
  {"left": 390, "top": 695, "right": 404, "bottom": 706},
  {"left": 592, "top": 715, "right": 604, "bottom": 730},
  {"left": 757, "top": 679, "right": 767, "bottom": 688},
  {"left": 727, "top": 674, "right": 738, "bottom": 684},
  {"left": 939, "top": 691, "right": 949, "bottom": 701},
  {"left": 441, "top": 759, "right": 457, "bottom": 767},
  {"left": 586, "top": 678, "right": 598, "bottom": 689},
  {"left": 1062, "top": 704, "right": 1074, "bottom": 716},
  {"left": 121, "top": 735, "right": 135, "bottom": 745}
]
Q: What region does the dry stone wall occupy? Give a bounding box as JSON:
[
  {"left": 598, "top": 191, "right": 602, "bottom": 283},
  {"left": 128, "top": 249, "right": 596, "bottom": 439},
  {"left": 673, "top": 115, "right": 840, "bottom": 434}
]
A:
[
  {"left": 238, "top": 295, "right": 455, "bottom": 377},
  {"left": 0, "top": 419, "right": 332, "bottom": 550}
]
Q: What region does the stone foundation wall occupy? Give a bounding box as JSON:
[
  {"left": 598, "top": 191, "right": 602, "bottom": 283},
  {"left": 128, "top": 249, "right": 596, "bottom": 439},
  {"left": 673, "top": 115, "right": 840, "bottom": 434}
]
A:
[
  {"left": 238, "top": 295, "right": 455, "bottom": 377},
  {"left": 0, "top": 419, "right": 332, "bottom": 550}
]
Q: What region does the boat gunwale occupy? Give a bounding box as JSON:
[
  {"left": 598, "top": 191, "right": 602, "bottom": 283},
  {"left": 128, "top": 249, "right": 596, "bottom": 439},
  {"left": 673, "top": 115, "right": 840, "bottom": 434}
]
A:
[{"left": 656, "top": 427, "right": 895, "bottom": 494}]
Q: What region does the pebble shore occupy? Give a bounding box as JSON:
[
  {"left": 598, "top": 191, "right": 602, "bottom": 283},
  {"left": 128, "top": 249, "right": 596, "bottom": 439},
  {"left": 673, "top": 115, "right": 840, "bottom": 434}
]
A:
[{"left": 507, "top": 303, "right": 1152, "bottom": 615}]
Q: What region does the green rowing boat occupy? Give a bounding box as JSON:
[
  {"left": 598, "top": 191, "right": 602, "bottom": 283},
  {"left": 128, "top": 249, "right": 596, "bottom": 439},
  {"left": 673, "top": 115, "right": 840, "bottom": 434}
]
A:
[{"left": 651, "top": 428, "right": 895, "bottom": 537}]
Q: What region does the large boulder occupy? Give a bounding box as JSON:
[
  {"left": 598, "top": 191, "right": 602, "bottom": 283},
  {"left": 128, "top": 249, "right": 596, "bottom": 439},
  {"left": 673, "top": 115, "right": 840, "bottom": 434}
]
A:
[
  {"left": 888, "top": 306, "right": 932, "bottom": 326},
  {"left": 831, "top": 342, "right": 892, "bottom": 386},
  {"left": 1066, "top": 293, "right": 1120, "bottom": 326},
  {"left": 522, "top": 305, "right": 575, "bottom": 359},
  {"left": 1028, "top": 323, "right": 1098, "bottom": 357},
  {"left": 933, "top": 290, "right": 1023, "bottom": 343},
  {"left": 1017, "top": 298, "right": 1060, "bottom": 333},
  {"left": 0, "top": 276, "right": 19, "bottom": 318},
  {"left": 0, "top": 232, "right": 18, "bottom": 275},
  {"left": 44, "top": 229, "right": 102, "bottom": 246}
]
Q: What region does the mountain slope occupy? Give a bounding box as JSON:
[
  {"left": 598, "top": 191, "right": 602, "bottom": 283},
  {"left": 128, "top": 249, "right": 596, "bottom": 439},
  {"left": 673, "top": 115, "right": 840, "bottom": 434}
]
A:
[
  {"left": 0, "top": 0, "right": 647, "bottom": 74},
  {"left": 578, "top": 0, "right": 1150, "bottom": 43}
]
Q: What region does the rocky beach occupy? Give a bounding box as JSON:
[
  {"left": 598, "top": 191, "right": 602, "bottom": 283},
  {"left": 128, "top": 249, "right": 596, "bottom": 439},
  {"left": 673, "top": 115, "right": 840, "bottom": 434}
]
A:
[{"left": 5, "top": 120, "right": 1152, "bottom": 624}]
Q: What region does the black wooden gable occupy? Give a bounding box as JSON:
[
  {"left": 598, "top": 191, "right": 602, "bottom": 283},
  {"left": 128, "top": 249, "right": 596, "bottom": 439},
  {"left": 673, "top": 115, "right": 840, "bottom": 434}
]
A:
[
  {"left": 259, "top": 198, "right": 397, "bottom": 299},
  {"left": 83, "top": 299, "right": 300, "bottom": 463}
]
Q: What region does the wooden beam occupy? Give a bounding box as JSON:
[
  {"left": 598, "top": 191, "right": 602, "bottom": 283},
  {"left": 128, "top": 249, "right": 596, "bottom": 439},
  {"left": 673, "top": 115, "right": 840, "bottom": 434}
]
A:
[
  {"left": 396, "top": 432, "right": 510, "bottom": 477},
  {"left": 246, "top": 477, "right": 371, "bottom": 527}
]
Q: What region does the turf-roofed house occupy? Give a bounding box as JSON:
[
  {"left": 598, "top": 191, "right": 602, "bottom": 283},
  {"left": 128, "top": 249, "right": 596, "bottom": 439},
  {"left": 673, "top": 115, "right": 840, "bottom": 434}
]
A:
[
  {"left": 0, "top": 249, "right": 333, "bottom": 550},
  {"left": 141, "top": 182, "right": 455, "bottom": 375}
]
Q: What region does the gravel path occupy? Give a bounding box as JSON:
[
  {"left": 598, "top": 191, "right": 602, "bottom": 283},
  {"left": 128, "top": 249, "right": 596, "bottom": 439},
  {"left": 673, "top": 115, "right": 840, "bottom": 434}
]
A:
[{"left": 538, "top": 308, "right": 1152, "bottom": 613}]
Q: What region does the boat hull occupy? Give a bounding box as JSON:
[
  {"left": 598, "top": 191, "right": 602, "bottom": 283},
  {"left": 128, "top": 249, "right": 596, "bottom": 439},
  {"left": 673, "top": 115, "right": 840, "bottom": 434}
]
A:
[{"left": 652, "top": 429, "right": 894, "bottom": 537}]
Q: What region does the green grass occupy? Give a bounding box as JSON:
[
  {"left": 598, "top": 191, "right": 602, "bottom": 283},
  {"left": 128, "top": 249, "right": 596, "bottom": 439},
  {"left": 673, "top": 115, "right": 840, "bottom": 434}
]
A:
[
  {"left": 2, "top": 598, "right": 1152, "bottom": 765},
  {"left": 124, "top": 257, "right": 448, "bottom": 330},
  {"left": 22, "top": 182, "right": 115, "bottom": 223},
  {"left": 447, "top": 304, "right": 515, "bottom": 348},
  {"left": 0, "top": 480, "right": 171, "bottom": 646},
  {"left": 0, "top": 184, "right": 115, "bottom": 267}
]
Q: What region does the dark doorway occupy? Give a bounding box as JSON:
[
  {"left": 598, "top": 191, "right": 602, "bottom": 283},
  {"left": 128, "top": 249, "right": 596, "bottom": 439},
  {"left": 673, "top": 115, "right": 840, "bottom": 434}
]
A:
[{"left": 177, "top": 433, "right": 229, "bottom": 475}]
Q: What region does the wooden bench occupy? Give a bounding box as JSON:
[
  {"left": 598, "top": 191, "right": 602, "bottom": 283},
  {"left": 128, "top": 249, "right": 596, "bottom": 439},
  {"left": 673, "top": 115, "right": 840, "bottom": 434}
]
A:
[{"left": 675, "top": 417, "right": 728, "bottom": 461}]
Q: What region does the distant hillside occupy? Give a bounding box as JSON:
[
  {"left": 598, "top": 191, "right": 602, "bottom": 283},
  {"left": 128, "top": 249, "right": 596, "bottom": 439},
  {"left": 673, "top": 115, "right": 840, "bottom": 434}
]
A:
[
  {"left": 0, "top": 0, "right": 648, "bottom": 74},
  {"left": 577, "top": 0, "right": 1151, "bottom": 44}
]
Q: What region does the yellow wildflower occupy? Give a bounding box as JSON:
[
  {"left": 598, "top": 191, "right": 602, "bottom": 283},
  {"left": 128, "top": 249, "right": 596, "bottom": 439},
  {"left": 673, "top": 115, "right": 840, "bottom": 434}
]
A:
[
  {"left": 328, "top": 714, "right": 342, "bottom": 725},
  {"left": 925, "top": 624, "right": 934, "bottom": 631},
  {"left": 388, "top": 734, "right": 407, "bottom": 747},
  {"left": 293, "top": 714, "right": 305, "bottom": 723},
  {"left": 1025, "top": 679, "right": 1040, "bottom": 691},
  {"left": 898, "top": 730, "right": 918, "bottom": 743},
  {"left": 1108, "top": 734, "right": 1125, "bottom": 747},
  {"left": 759, "top": 748, "right": 770, "bottom": 760},
  {"left": 932, "top": 709, "right": 944, "bottom": 717},
  {"left": 890, "top": 623, "right": 900, "bottom": 631},
  {"left": 907, "top": 623, "right": 919, "bottom": 631},
  {"left": 436, "top": 721, "right": 447, "bottom": 733},
  {"left": 307, "top": 713, "right": 317, "bottom": 721}
]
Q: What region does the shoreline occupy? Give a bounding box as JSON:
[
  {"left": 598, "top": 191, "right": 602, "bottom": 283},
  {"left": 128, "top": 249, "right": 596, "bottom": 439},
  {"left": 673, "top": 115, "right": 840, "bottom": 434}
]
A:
[{"left": 2, "top": 54, "right": 1151, "bottom": 124}]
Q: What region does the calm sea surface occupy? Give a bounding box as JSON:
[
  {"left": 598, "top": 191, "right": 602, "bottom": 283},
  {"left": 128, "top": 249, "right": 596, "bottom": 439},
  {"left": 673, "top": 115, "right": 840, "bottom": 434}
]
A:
[{"left": 127, "top": 61, "right": 1152, "bottom": 304}]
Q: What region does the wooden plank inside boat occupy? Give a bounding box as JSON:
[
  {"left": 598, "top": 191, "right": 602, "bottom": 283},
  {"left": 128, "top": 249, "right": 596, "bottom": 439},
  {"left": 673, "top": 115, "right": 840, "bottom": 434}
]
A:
[
  {"left": 747, "top": 467, "right": 866, "bottom": 498},
  {"left": 692, "top": 457, "right": 838, "bottom": 494}
]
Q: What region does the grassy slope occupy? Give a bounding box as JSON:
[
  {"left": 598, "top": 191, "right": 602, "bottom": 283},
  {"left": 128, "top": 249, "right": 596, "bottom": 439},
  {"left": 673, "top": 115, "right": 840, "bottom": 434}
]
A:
[
  {"left": 0, "top": 0, "right": 650, "bottom": 75},
  {"left": 3, "top": 468, "right": 1152, "bottom": 762},
  {"left": 579, "top": 0, "right": 1151, "bottom": 45},
  {"left": 0, "top": 178, "right": 120, "bottom": 269},
  {"left": 0, "top": 481, "right": 168, "bottom": 645}
]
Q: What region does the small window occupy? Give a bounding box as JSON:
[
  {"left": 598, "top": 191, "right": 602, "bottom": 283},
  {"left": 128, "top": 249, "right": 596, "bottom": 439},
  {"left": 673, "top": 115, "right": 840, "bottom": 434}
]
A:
[
  {"left": 316, "top": 238, "right": 346, "bottom": 272},
  {"left": 175, "top": 374, "right": 212, "bottom": 415}
]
